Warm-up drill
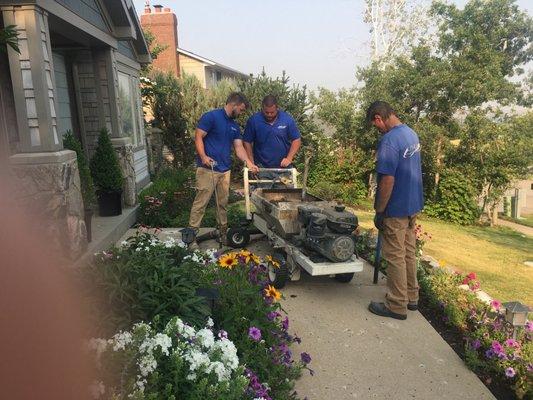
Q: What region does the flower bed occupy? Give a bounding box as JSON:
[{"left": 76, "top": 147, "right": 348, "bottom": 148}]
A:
[
  {"left": 418, "top": 264, "right": 532, "bottom": 399},
  {"left": 85, "top": 231, "right": 311, "bottom": 399}
]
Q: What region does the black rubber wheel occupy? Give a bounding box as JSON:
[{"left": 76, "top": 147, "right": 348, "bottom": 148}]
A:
[
  {"left": 268, "top": 252, "right": 290, "bottom": 289},
  {"left": 334, "top": 273, "right": 355, "bottom": 283},
  {"left": 226, "top": 227, "right": 250, "bottom": 248}
]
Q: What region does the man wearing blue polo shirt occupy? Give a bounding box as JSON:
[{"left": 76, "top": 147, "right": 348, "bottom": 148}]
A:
[
  {"left": 188, "top": 92, "right": 258, "bottom": 249},
  {"left": 366, "top": 101, "right": 424, "bottom": 320},
  {"left": 243, "top": 95, "right": 301, "bottom": 183}
]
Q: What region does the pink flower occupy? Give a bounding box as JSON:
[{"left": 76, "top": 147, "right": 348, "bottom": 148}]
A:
[
  {"left": 526, "top": 320, "right": 533, "bottom": 333},
  {"left": 490, "top": 300, "right": 501, "bottom": 311},
  {"left": 504, "top": 338, "right": 520, "bottom": 349}
]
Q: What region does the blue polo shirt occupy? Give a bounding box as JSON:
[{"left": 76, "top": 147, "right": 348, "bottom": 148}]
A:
[
  {"left": 243, "top": 110, "right": 301, "bottom": 168},
  {"left": 196, "top": 109, "right": 241, "bottom": 172},
  {"left": 376, "top": 124, "right": 424, "bottom": 217}
]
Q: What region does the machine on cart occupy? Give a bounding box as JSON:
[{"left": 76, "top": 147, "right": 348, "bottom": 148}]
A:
[{"left": 226, "top": 167, "right": 364, "bottom": 288}]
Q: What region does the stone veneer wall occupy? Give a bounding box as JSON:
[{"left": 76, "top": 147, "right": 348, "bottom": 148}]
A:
[
  {"left": 9, "top": 151, "right": 87, "bottom": 259},
  {"left": 114, "top": 141, "right": 136, "bottom": 207}
]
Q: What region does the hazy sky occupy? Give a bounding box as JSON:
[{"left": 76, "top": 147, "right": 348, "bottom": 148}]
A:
[{"left": 133, "top": 0, "right": 531, "bottom": 91}]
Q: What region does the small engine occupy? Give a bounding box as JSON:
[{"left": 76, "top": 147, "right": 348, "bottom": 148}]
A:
[{"left": 297, "top": 204, "right": 358, "bottom": 262}]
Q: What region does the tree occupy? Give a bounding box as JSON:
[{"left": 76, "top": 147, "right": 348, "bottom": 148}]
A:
[
  {"left": 141, "top": 28, "right": 168, "bottom": 75},
  {"left": 364, "top": 0, "right": 432, "bottom": 62},
  {"left": 0, "top": 25, "right": 19, "bottom": 53}
]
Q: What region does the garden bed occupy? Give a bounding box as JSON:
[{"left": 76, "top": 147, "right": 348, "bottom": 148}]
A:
[{"left": 82, "top": 230, "right": 312, "bottom": 399}]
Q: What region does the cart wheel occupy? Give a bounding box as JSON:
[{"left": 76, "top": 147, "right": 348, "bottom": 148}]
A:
[
  {"left": 226, "top": 227, "right": 250, "bottom": 248},
  {"left": 268, "top": 252, "right": 289, "bottom": 289},
  {"left": 334, "top": 273, "right": 355, "bottom": 283}
]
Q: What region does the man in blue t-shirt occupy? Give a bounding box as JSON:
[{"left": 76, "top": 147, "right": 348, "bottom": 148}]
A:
[
  {"left": 366, "top": 101, "right": 424, "bottom": 321},
  {"left": 243, "top": 95, "right": 301, "bottom": 186},
  {"left": 188, "top": 92, "right": 258, "bottom": 249}
]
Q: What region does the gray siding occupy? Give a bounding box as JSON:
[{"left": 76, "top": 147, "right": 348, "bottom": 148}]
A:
[
  {"left": 52, "top": 52, "right": 74, "bottom": 137},
  {"left": 55, "top": 0, "right": 109, "bottom": 32}
]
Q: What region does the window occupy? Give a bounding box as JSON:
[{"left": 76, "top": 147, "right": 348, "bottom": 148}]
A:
[
  {"left": 216, "top": 71, "right": 222, "bottom": 82},
  {"left": 118, "top": 71, "right": 143, "bottom": 146}
]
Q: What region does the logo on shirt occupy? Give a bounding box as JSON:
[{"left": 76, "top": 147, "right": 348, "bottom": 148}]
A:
[
  {"left": 277, "top": 125, "right": 287, "bottom": 129},
  {"left": 230, "top": 127, "right": 238, "bottom": 131},
  {"left": 403, "top": 143, "right": 421, "bottom": 158}
]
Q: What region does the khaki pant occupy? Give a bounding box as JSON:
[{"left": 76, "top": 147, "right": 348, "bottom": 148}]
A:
[
  {"left": 188, "top": 167, "right": 231, "bottom": 229},
  {"left": 382, "top": 215, "right": 419, "bottom": 315}
]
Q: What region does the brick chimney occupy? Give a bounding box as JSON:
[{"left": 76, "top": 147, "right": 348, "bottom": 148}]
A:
[{"left": 140, "top": 3, "right": 180, "bottom": 76}]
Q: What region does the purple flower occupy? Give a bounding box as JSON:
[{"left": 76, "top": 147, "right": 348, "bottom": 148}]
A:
[
  {"left": 504, "top": 338, "right": 519, "bottom": 349},
  {"left": 301, "top": 352, "right": 312, "bottom": 364},
  {"left": 470, "top": 339, "right": 481, "bottom": 350},
  {"left": 505, "top": 367, "right": 516, "bottom": 378},
  {"left": 267, "top": 311, "right": 281, "bottom": 321},
  {"left": 217, "top": 330, "right": 228, "bottom": 339},
  {"left": 527, "top": 363, "right": 533, "bottom": 373},
  {"left": 282, "top": 316, "right": 289, "bottom": 331},
  {"left": 526, "top": 320, "right": 533, "bottom": 333},
  {"left": 485, "top": 349, "right": 495, "bottom": 359},
  {"left": 248, "top": 326, "right": 262, "bottom": 341}
]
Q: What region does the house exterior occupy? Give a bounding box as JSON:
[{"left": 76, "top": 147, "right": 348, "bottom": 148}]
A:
[
  {"left": 0, "top": 0, "right": 151, "bottom": 258},
  {"left": 140, "top": 4, "right": 247, "bottom": 88}
]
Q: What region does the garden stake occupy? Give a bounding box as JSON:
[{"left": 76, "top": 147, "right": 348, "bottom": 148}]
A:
[
  {"left": 210, "top": 161, "right": 222, "bottom": 250},
  {"left": 373, "top": 231, "right": 382, "bottom": 284}
]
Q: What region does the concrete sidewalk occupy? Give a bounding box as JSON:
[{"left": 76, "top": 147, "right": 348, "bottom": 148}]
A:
[
  {"left": 495, "top": 218, "right": 533, "bottom": 237},
  {"left": 120, "top": 229, "right": 496, "bottom": 400}
]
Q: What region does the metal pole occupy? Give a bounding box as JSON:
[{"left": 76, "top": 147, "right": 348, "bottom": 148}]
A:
[{"left": 373, "top": 231, "right": 382, "bottom": 284}]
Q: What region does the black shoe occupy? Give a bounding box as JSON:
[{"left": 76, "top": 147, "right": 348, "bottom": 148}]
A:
[
  {"left": 407, "top": 302, "right": 418, "bottom": 311},
  {"left": 368, "top": 301, "right": 407, "bottom": 320}
]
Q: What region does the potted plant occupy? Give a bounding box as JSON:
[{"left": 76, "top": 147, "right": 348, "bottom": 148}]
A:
[
  {"left": 90, "top": 128, "right": 124, "bottom": 216},
  {"left": 63, "top": 131, "right": 96, "bottom": 242}
]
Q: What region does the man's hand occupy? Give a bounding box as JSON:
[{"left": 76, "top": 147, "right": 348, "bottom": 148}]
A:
[
  {"left": 374, "top": 212, "right": 385, "bottom": 231},
  {"left": 246, "top": 160, "right": 259, "bottom": 174},
  {"left": 201, "top": 155, "right": 215, "bottom": 167},
  {"left": 280, "top": 157, "right": 292, "bottom": 168}
]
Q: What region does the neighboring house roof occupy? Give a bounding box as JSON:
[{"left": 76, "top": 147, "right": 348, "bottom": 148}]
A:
[{"left": 176, "top": 47, "right": 248, "bottom": 78}]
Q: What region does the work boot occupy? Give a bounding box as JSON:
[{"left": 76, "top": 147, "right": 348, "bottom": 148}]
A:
[
  {"left": 407, "top": 302, "right": 418, "bottom": 311},
  {"left": 368, "top": 301, "right": 407, "bottom": 320},
  {"left": 218, "top": 225, "right": 228, "bottom": 246}
]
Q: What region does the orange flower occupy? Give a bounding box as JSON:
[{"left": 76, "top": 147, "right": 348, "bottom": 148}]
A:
[{"left": 264, "top": 284, "right": 281, "bottom": 301}]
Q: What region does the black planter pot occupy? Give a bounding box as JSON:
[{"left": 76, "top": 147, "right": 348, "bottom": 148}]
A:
[
  {"left": 84, "top": 208, "right": 94, "bottom": 242},
  {"left": 97, "top": 190, "right": 122, "bottom": 217}
]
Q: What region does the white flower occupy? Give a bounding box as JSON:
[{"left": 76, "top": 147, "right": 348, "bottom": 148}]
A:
[
  {"left": 206, "top": 317, "right": 214, "bottom": 328},
  {"left": 89, "top": 380, "right": 105, "bottom": 399},
  {"left": 112, "top": 331, "right": 133, "bottom": 351},
  {"left": 212, "top": 338, "right": 239, "bottom": 370},
  {"left": 135, "top": 247, "right": 142, "bottom": 252},
  {"left": 196, "top": 328, "right": 215, "bottom": 349}
]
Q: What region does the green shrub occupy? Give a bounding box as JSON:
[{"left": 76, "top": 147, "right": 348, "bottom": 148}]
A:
[
  {"left": 341, "top": 180, "right": 367, "bottom": 205},
  {"left": 63, "top": 130, "right": 95, "bottom": 208},
  {"left": 424, "top": 169, "right": 480, "bottom": 225},
  {"left": 84, "top": 232, "right": 210, "bottom": 334},
  {"left": 309, "top": 181, "right": 344, "bottom": 201},
  {"left": 90, "top": 128, "right": 124, "bottom": 192}
]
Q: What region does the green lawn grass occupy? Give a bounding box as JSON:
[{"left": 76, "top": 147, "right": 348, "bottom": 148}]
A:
[
  {"left": 352, "top": 206, "right": 533, "bottom": 306},
  {"left": 500, "top": 213, "right": 533, "bottom": 229}
]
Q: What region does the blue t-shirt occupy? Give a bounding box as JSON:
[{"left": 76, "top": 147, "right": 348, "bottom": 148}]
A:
[
  {"left": 376, "top": 124, "right": 424, "bottom": 217},
  {"left": 243, "top": 110, "right": 301, "bottom": 168},
  {"left": 196, "top": 109, "right": 241, "bottom": 172}
]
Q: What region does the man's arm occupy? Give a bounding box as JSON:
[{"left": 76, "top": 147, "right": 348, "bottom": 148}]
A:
[
  {"left": 375, "top": 175, "right": 394, "bottom": 213},
  {"left": 234, "top": 139, "right": 259, "bottom": 173},
  {"left": 280, "top": 138, "right": 301, "bottom": 167},
  {"left": 195, "top": 128, "right": 214, "bottom": 166},
  {"left": 243, "top": 142, "right": 254, "bottom": 164}
]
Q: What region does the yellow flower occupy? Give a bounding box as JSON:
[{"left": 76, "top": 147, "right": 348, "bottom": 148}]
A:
[
  {"left": 239, "top": 249, "right": 252, "bottom": 263},
  {"left": 438, "top": 259, "right": 447, "bottom": 267},
  {"left": 250, "top": 254, "right": 261, "bottom": 265},
  {"left": 218, "top": 253, "right": 238, "bottom": 269},
  {"left": 266, "top": 255, "right": 280, "bottom": 268},
  {"left": 264, "top": 284, "right": 282, "bottom": 301}
]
